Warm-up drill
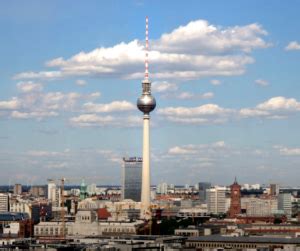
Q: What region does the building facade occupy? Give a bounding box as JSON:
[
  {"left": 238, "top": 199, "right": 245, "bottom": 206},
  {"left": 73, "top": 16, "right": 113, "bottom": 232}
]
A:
[
  {"left": 122, "top": 157, "right": 142, "bottom": 202},
  {"left": 13, "top": 184, "right": 22, "bottom": 195},
  {"left": 198, "top": 182, "right": 211, "bottom": 203},
  {"left": 241, "top": 197, "right": 278, "bottom": 216},
  {"left": 207, "top": 187, "right": 227, "bottom": 214},
  {"left": 0, "top": 193, "right": 9, "bottom": 212},
  {"left": 278, "top": 193, "right": 292, "bottom": 219}
]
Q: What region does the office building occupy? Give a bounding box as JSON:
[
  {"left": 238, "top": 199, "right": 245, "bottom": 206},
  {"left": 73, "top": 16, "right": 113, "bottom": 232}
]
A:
[
  {"left": 278, "top": 193, "right": 292, "bottom": 218},
  {"left": 207, "top": 186, "right": 227, "bottom": 214},
  {"left": 241, "top": 197, "right": 278, "bottom": 216},
  {"left": 198, "top": 182, "right": 211, "bottom": 202},
  {"left": 270, "top": 183, "right": 279, "bottom": 196},
  {"left": 47, "top": 179, "right": 60, "bottom": 207},
  {"left": 0, "top": 193, "right": 9, "bottom": 212},
  {"left": 80, "top": 180, "right": 87, "bottom": 200},
  {"left": 29, "top": 185, "right": 46, "bottom": 197},
  {"left": 156, "top": 182, "right": 168, "bottom": 195},
  {"left": 13, "top": 184, "right": 22, "bottom": 195},
  {"left": 122, "top": 157, "right": 142, "bottom": 202}
]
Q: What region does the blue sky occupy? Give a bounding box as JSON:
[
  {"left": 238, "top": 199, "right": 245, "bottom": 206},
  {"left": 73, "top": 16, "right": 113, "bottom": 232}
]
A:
[{"left": 1, "top": 1, "right": 300, "bottom": 186}]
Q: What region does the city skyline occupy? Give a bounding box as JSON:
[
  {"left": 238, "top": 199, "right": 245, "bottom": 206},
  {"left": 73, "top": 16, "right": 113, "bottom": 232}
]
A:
[{"left": 0, "top": 1, "right": 300, "bottom": 185}]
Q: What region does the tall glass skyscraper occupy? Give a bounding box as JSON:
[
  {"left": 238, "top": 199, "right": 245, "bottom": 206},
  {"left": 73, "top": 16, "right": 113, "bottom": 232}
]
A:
[
  {"left": 122, "top": 157, "right": 142, "bottom": 202},
  {"left": 199, "top": 182, "right": 211, "bottom": 202}
]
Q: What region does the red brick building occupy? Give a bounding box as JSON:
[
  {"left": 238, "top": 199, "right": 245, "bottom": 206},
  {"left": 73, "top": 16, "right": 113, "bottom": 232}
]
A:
[{"left": 228, "top": 178, "right": 241, "bottom": 218}]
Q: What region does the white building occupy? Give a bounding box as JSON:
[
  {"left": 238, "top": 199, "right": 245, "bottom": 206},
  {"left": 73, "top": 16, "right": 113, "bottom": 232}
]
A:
[
  {"left": 47, "top": 180, "right": 61, "bottom": 207},
  {"left": 10, "top": 199, "right": 32, "bottom": 217},
  {"left": 87, "top": 184, "right": 97, "bottom": 195},
  {"left": 0, "top": 193, "right": 9, "bottom": 212},
  {"left": 3, "top": 223, "right": 20, "bottom": 235},
  {"left": 206, "top": 186, "right": 227, "bottom": 214},
  {"left": 156, "top": 182, "right": 168, "bottom": 195},
  {"left": 241, "top": 197, "right": 278, "bottom": 216},
  {"left": 48, "top": 180, "right": 57, "bottom": 202}
]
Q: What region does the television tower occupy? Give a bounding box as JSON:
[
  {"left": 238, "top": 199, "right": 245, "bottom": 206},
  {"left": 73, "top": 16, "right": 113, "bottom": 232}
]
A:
[{"left": 137, "top": 16, "right": 156, "bottom": 219}]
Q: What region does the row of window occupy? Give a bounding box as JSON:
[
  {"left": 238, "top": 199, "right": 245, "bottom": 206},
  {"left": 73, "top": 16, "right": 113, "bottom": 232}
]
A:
[
  {"left": 188, "top": 242, "right": 257, "bottom": 249},
  {"left": 35, "top": 227, "right": 68, "bottom": 236},
  {"left": 103, "top": 228, "right": 135, "bottom": 233}
]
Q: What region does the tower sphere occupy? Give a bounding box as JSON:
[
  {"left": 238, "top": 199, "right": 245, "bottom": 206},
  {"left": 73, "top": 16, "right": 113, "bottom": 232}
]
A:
[{"left": 137, "top": 94, "right": 156, "bottom": 114}]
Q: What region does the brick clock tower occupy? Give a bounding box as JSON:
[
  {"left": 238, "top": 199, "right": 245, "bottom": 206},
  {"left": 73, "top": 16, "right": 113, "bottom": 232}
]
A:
[{"left": 228, "top": 177, "right": 241, "bottom": 218}]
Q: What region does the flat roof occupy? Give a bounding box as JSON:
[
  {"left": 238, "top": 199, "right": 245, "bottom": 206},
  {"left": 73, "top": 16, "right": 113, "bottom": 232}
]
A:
[{"left": 187, "top": 235, "right": 300, "bottom": 244}]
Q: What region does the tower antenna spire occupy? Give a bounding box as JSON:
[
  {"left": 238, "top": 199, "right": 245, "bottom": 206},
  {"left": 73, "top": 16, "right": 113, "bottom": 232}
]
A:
[{"left": 144, "top": 16, "right": 149, "bottom": 80}]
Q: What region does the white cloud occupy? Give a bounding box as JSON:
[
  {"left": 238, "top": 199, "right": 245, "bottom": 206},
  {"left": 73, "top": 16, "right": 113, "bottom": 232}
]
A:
[
  {"left": 152, "top": 81, "right": 178, "bottom": 93},
  {"left": 156, "top": 95, "right": 300, "bottom": 125},
  {"left": 0, "top": 97, "right": 20, "bottom": 110},
  {"left": 158, "top": 103, "right": 232, "bottom": 125},
  {"left": 14, "top": 71, "right": 63, "bottom": 80},
  {"left": 285, "top": 41, "right": 300, "bottom": 51},
  {"left": 257, "top": 96, "right": 300, "bottom": 111},
  {"left": 168, "top": 141, "right": 227, "bottom": 155},
  {"left": 153, "top": 20, "right": 269, "bottom": 54},
  {"left": 239, "top": 96, "right": 300, "bottom": 119},
  {"left": 168, "top": 146, "right": 198, "bottom": 155},
  {"left": 0, "top": 83, "right": 101, "bottom": 120},
  {"left": 274, "top": 145, "right": 300, "bottom": 156},
  {"left": 17, "top": 81, "right": 43, "bottom": 92},
  {"left": 158, "top": 104, "right": 230, "bottom": 117},
  {"left": 169, "top": 91, "right": 214, "bottom": 100},
  {"left": 69, "top": 114, "right": 141, "bottom": 127},
  {"left": 176, "top": 92, "right": 194, "bottom": 99},
  {"left": 11, "top": 110, "right": 58, "bottom": 120},
  {"left": 27, "top": 149, "right": 69, "bottom": 157},
  {"left": 14, "top": 19, "right": 269, "bottom": 81},
  {"left": 45, "top": 162, "right": 69, "bottom": 169},
  {"left": 210, "top": 79, "right": 221, "bottom": 85},
  {"left": 239, "top": 108, "right": 269, "bottom": 117},
  {"left": 201, "top": 92, "right": 214, "bottom": 99},
  {"left": 76, "top": 79, "right": 87, "bottom": 86},
  {"left": 255, "top": 79, "right": 269, "bottom": 86},
  {"left": 158, "top": 96, "right": 300, "bottom": 125},
  {"left": 83, "top": 101, "right": 135, "bottom": 113}
]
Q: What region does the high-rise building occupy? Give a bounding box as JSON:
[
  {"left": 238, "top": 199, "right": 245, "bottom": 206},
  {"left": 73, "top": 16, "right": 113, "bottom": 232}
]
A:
[
  {"left": 198, "top": 182, "right": 211, "bottom": 202},
  {"left": 47, "top": 179, "right": 56, "bottom": 201},
  {"left": 270, "top": 184, "right": 279, "bottom": 196},
  {"left": 207, "top": 186, "right": 227, "bottom": 214},
  {"left": 29, "top": 185, "right": 46, "bottom": 197},
  {"left": 137, "top": 17, "right": 156, "bottom": 219},
  {"left": 47, "top": 179, "right": 60, "bottom": 207},
  {"left": 0, "top": 193, "right": 9, "bottom": 212},
  {"left": 228, "top": 178, "right": 241, "bottom": 218},
  {"left": 278, "top": 193, "right": 292, "bottom": 218},
  {"left": 156, "top": 182, "right": 168, "bottom": 195},
  {"left": 13, "top": 184, "right": 22, "bottom": 195},
  {"left": 122, "top": 157, "right": 142, "bottom": 202},
  {"left": 87, "top": 184, "right": 97, "bottom": 195},
  {"left": 80, "top": 180, "right": 88, "bottom": 200}
]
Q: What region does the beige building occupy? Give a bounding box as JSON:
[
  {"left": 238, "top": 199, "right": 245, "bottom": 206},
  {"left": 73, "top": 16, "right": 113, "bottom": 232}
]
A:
[{"left": 34, "top": 210, "right": 144, "bottom": 237}]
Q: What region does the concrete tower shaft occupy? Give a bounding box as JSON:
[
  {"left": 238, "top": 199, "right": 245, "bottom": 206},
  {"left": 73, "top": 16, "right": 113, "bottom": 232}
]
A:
[{"left": 137, "top": 17, "right": 156, "bottom": 219}]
